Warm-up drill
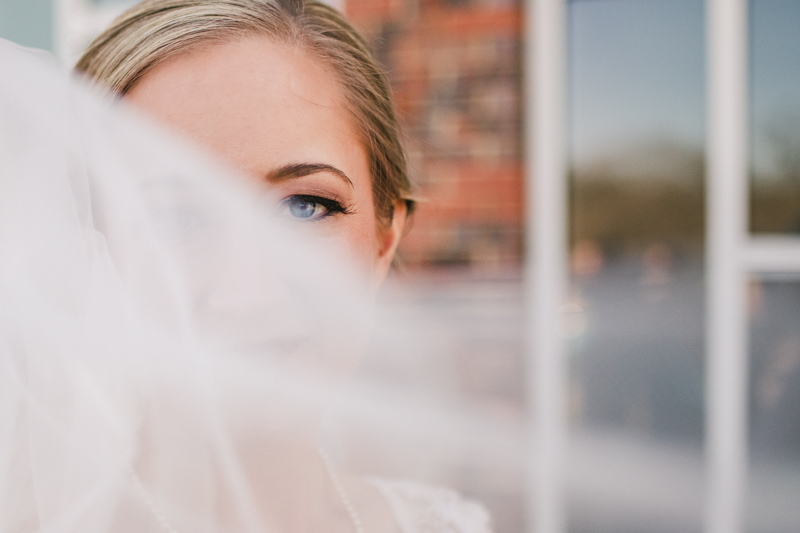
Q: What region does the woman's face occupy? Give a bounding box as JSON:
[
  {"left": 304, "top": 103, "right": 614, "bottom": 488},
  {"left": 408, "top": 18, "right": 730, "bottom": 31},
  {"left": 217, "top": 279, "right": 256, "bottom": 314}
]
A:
[{"left": 127, "top": 35, "right": 404, "bottom": 285}]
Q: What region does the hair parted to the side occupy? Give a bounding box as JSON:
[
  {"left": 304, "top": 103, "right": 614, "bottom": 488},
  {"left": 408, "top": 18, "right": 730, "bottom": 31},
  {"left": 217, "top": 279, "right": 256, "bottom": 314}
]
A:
[{"left": 75, "top": 0, "right": 414, "bottom": 225}]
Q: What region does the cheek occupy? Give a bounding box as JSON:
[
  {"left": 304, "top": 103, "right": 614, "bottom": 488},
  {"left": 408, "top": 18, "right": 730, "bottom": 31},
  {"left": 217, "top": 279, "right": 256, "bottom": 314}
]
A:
[
  {"left": 299, "top": 211, "right": 378, "bottom": 280},
  {"left": 321, "top": 189, "right": 380, "bottom": 275},
  {"left": 336, "top": 216, "right": 380, "bottom": 274}
]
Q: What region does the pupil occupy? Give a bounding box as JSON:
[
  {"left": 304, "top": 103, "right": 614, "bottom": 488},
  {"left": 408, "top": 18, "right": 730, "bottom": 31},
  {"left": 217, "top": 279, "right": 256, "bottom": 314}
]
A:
[{"left": 289, "top": 198, "right": 316, "bottom": 218}]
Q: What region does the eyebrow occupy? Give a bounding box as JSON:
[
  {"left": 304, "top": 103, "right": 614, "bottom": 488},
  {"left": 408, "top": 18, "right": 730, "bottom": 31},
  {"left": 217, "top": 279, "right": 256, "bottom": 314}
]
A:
[{"left": 265, "top": 163, "right": 354, "bottom": 189}]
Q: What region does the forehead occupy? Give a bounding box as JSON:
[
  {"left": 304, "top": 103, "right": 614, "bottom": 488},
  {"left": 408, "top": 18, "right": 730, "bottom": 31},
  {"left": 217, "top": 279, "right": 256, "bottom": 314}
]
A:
[{"left": 127, "top": 35, "right": 364, "bottom": 174}]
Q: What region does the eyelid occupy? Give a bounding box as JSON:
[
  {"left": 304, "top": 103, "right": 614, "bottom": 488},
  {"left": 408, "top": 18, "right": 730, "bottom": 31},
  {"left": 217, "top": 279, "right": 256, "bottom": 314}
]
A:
[
  {"left": 277, "top": 194, "right": 352, "bottom": 222},
  {"left": 270, "top": 178, "right": 354, "bottom": 203}
]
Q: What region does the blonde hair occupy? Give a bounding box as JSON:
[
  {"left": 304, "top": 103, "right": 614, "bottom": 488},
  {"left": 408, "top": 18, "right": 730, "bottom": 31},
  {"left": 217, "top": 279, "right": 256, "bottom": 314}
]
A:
[{"left": 76, "top": 0, "right": 413, "bottom": 224}]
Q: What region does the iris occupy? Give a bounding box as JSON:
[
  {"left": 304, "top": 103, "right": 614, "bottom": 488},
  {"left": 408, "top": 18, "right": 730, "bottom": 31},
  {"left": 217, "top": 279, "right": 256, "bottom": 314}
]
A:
[
  {"left": 279, "top": 195, "right": 347, "bottom": 221},
  {"left": 287, "top": 197, "right": 319, "bottom": 219}
]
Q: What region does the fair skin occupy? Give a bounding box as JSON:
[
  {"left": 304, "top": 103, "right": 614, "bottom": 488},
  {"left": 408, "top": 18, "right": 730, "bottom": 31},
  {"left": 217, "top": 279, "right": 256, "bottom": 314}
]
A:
[
  {"left": 128, "top": 35, "right": 406, "bottom": 287},
  {"left": 126, "top": 35, "right": 403, "bottom": 533}
]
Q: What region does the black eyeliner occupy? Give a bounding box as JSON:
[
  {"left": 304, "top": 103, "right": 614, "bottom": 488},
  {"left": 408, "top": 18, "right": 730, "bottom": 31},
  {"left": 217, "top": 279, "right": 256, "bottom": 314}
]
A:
[{"left": 285, "top": 194, "right": 354, "bottom": 219}]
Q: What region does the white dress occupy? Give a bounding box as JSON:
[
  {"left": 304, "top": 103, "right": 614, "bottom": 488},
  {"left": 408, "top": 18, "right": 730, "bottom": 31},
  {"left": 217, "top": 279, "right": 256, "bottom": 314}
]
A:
[{"left": 370, "top": 479, "right": 493, "bottom": 533}]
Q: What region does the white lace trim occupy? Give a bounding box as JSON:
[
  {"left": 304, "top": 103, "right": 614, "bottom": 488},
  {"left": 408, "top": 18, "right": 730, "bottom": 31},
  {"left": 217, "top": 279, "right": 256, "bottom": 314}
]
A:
[{"left": 367, "top": 478, "right": 493, "bottom": 533}]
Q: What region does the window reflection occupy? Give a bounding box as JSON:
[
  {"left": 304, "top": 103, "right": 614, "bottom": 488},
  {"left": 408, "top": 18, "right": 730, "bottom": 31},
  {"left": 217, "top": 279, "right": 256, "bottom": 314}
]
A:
[
  {"left": 747, "top": 3, "right": 800, "bottom": 527},
  {"left": 568, "top": 1, "right": 705, "bottom": 531},
  {"left": 747, "top": 280, "right": 800, "bottom": 533},
  {"left": 750, "top": 0, "right": 800, "bottom": 234}
]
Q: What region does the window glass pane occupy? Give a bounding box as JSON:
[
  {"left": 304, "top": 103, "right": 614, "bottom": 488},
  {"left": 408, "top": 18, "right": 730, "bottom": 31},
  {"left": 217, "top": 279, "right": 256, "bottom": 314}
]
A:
[
  {"left": 568, "top": 1, "right": 705, "bottom": 531},
  {"left": 0, "top": 0, "right": 52, "bottom": 51},
  {"left": 750, "top": 0, "right": 800, "bottom": 234},
  {"left": 747, "top": 281, "right": 800, "bottom": 533}
]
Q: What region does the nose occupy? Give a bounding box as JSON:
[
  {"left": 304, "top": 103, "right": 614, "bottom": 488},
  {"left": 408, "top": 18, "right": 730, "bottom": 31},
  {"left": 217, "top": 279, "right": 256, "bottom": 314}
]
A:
[
  {"left": 195, "top": 228, "right": 309, "bottom": 349},
  {"left": 204, "top": 240, "right": 284, "bottom": 314}
]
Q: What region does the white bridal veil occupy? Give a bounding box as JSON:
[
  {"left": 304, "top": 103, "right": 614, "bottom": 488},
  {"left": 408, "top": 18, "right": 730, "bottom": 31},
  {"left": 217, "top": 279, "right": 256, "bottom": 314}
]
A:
[{"left": 0, "top": 39, "right": 520, "bottom": 532}]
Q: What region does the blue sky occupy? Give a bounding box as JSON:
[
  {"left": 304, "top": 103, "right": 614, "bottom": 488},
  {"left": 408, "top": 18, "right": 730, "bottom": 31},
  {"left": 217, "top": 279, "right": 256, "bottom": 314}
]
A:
[
  {"left": 568, "top": 0, "right": 800, "bottom": 179},
  {"left": 751, "top": 0, "right": 800, "bottom": 178},
  {"left": 569, "top": 0, "right": 706, "bottom": 167}
]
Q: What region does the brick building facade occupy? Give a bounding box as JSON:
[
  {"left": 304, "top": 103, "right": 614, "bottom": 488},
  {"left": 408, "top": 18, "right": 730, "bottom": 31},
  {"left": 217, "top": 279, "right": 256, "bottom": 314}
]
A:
[{"left": 345, "top": 0, "right": 523, "bottom": 270}]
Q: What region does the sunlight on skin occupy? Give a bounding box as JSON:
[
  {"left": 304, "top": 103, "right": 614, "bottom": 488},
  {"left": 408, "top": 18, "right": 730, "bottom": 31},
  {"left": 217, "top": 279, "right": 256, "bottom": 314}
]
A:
[{"left": 127, "top": 35, "right": 405, "bottom": 287}]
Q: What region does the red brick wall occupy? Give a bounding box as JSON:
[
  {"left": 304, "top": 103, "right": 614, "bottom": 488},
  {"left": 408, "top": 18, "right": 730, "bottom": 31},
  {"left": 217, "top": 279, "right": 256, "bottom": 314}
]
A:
[{"left": 345, "top": 0, "right": 523, "bottom": 270}]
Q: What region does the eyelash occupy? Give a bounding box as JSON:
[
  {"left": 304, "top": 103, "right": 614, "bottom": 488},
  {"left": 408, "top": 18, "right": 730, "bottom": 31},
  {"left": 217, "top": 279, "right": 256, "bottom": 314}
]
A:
[{"left": 280, "top": 194, "right": 352, "bottom": 221}]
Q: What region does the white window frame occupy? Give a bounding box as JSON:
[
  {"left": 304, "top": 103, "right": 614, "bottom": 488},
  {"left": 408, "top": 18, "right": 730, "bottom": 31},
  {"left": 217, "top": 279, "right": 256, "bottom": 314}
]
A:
[
  {"left": 707, "top": 2, "right": 800, "bottom": 533},
  {"left": 525, "top": 0, "right": 800, "bottom": 532},
  {"left": 705, "top": 1, "right": 749, "bottom": 532},
  {"left": 525, "top": 0, "right": 568, "bottom": 533}
]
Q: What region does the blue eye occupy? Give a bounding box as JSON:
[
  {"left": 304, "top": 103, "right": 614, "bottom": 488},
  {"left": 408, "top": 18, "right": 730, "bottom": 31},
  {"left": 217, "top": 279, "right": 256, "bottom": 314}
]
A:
[
  {"left": 279, "top": 195, "right": 347, "bottom": 221},
  {"left": 288, "top": 197, "right": 322, "bottom": 218}
]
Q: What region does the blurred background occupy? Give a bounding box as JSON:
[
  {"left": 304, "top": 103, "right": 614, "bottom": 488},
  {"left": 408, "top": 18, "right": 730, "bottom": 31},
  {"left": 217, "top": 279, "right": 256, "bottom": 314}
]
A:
[{"left": 3, "top": 0, "right": 799, "bottom": 532}]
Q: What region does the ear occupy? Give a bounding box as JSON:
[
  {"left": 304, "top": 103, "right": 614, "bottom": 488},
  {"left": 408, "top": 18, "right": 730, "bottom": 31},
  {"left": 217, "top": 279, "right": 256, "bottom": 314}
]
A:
[{"left": 373, "top": 200, "right": 408, "bottom": 286}]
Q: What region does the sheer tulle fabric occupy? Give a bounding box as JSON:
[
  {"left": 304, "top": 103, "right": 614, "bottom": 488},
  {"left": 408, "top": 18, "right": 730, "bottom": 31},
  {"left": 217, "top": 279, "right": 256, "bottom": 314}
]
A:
[{"left": 0, "top": 40, "right": 510, "bottom": 533}]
